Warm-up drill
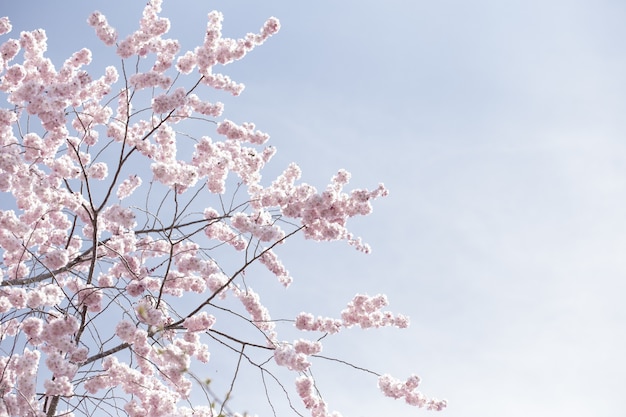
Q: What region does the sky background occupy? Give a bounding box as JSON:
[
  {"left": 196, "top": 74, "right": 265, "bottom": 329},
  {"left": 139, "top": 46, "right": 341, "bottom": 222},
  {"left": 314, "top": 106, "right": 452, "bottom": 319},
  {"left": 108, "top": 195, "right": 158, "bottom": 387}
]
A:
[{"left": 3, "top": 1, "right": 626, "bottom": 416}]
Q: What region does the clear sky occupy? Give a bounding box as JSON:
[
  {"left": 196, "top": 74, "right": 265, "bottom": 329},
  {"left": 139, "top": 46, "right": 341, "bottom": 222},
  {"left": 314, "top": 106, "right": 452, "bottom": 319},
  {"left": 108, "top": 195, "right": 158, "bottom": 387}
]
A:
[{"left": 3, "top": 1, "right": 626, "bottom": 416}]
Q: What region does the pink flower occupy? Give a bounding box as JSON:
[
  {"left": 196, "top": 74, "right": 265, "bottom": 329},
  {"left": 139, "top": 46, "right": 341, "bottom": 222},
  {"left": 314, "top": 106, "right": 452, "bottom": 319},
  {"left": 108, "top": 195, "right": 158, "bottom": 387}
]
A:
[
  {"left": 233, "top": 287, "right": 274, "bottom": 331},
  {"left": 46, "top": 351, "right": 77, "bottom": 378},
  {"left": 87, "top": 11, "right": 118, "bottom": 46},
  {"left": 378, "top": 374, "right": 447, "bottom": 410},
  {"left": 101, "top": 204, "right": 136, "bottom": 231},
  {"left": 341, "top": 293, "right": 410, "bottom": 329},
  {"left": 87, "top": 162, "right": 108, "bottom": 179},
  {"left": 70, "top": 346, "right": 89, "bottom": 364},
  {"left": 26, "top": 290, "right": 45, "bottom": 308},
  {"left": 201, "top": 73, "right": 244, "bottom": 95},
  {"left": 152, "top": 87, "right": 186, "bottom": 114},
  {"left": 294, "top": 339, "right": 322, "bottom": 355},
  {"left": 129, "top": 71, "right": 171, "bottom": 89},
  {"left": 21, "top": 316, "right": 42, "bottom": 333},
  {"left": 294, "top": 312, "right": 342, "bottom": 334},
  {"left": 175, "top": 51, "right": 196, "bottom": 74},
  {"left": 7, "top": 287, "right": 26, "bottom": 308},
  {"left": 44, "top": 375, "right": 74, "bottom": 396},
  {"left": 274, "top": 343, "right": 310, "bottom": 371},
  {"left": 3, "top": 62, "right": 25, "bottom": 86},
  {"left": 259, "top": 250, "right": 292, "bottom": 287},
  {"left": 0, "top": 16, "right": 12, "bottom": 35},
  {"left": 41, "top": 284, "right": 63, "bottom": 305},
  {"left": 230, "top": 212, "right": 285, "bottom": 242},
  {"left": 116, "top": 320, "right": 137, "bottom": 342},
  {"left": 187, "top": 94, "right": 223, "bottom": 117},
  {"left": 117, "top": 175, "right": 142, "bottom": 199},
  {"left": 66, "top": 48, "right": 92, "bottom": 68},
  {"left": 295, "top": 376, "right": 342, "bottom": 416},
  {"left": 262, "top": 17, "right": 281, "bottom": 37},
  {"left": 216, "top": 119, "right": 269, "bottom": 144},
  {"left": 183, "top": 312, "right": 216, "bottom": 332},
  {"left": 1, "top": 38, "right": 20, "bottom": 63},
  {"left": 78, "top": 285, "right": 103, "bottom": 312}
]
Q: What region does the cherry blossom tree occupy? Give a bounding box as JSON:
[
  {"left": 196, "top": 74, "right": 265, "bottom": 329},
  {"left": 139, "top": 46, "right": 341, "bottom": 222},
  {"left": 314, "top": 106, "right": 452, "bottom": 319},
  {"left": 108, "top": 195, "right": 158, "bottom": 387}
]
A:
[{"left": 0, "top": 2, "right": 446, "bottom": 416}]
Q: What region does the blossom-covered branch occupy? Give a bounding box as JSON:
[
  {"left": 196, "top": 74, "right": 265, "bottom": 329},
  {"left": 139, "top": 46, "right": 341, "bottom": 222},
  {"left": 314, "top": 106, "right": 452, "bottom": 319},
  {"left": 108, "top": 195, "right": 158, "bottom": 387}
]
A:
[{"left": 0, "top": 1, "right": 444, "bottom": 416}]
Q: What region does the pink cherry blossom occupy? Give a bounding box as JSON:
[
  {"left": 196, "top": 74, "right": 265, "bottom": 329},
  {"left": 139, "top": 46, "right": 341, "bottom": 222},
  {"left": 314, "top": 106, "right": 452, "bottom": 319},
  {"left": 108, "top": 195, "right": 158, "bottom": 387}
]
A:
[
  {"left": 1, "top": 39, "right": 20, "bottom": 65},
  {"left": 87, "top": 161, "right": 108, "bottom": 179},
  {"left": 274, "top": 343, "right": 311, "bottom": 371},
  {"left": 183, "top": 311, "right": 216, "bottom": 332},
  {"left": 187, "top": 93, "right": 223, "bottom": 117},
  {"left": 152, "top": 86, "right": 186, "bottom": 114},
  {"left": 217, "top": 119, "right": 270, "bottom": 144},
  {"left": 341, "top": 293, "right": 411, "bottom": 329},
  {"left": 295, "top": 376, "right": 343, "bottom": 417},
  {"left": 0, "top": 17, "right": 12, "bottom": 35},
  {"left": 175, "top": 50, "right": 196, "bottom": 74},
  {"left": 0, "top": 2, "right": 444, "bottom": 416},
  {"left": 378, "top": 374, "right": 447, "bottom": 411},
  {"left": 117, "top": 174, "right": 142, "bottom": 199},
  {"left": 87, "top": 11, "right": 118, "bottom": 46},
  {"left": 295, "top": 312, "right": 343, "bottom": 334},
  {"left": 129, "top": 71, "right": 171, "bottom": 89}
]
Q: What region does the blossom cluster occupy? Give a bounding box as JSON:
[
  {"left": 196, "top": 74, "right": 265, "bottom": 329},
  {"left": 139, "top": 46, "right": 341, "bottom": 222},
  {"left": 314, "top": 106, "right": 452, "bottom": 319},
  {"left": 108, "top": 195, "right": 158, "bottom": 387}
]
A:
[
  {"left": 378, "top": 374, "right": 448, "bottom": 411},
  {"left": 341, "top": 293, "right": 410, "bottom": 329},
  {"left": 295, "top": 376, "right": 343, "bottom": 417},
  {"left": 0, "top": 349, "right": 40, "bottom": 416},
  {"left": 230, "top": 210, "right": 285, "bottom": 242},
  {"left": 295, "top": 293, "right": 410, "bottom": 334},
  {"left": 250, "top": 163, "right": 389, "bottom": 253}
]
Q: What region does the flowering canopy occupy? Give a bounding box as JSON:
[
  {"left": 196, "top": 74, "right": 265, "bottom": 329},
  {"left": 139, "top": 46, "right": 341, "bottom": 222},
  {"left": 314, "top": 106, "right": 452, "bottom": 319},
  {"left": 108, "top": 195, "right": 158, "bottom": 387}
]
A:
[{"left": 0, "top": 1, "right": 445, "bottom": 416}]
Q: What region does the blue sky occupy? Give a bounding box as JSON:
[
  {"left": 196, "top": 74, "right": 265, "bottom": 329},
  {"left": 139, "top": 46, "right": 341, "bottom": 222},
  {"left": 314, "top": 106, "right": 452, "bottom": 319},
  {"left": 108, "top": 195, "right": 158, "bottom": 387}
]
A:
[{"left": 4, "top": 1, "right": 626, "bottom": 416}]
